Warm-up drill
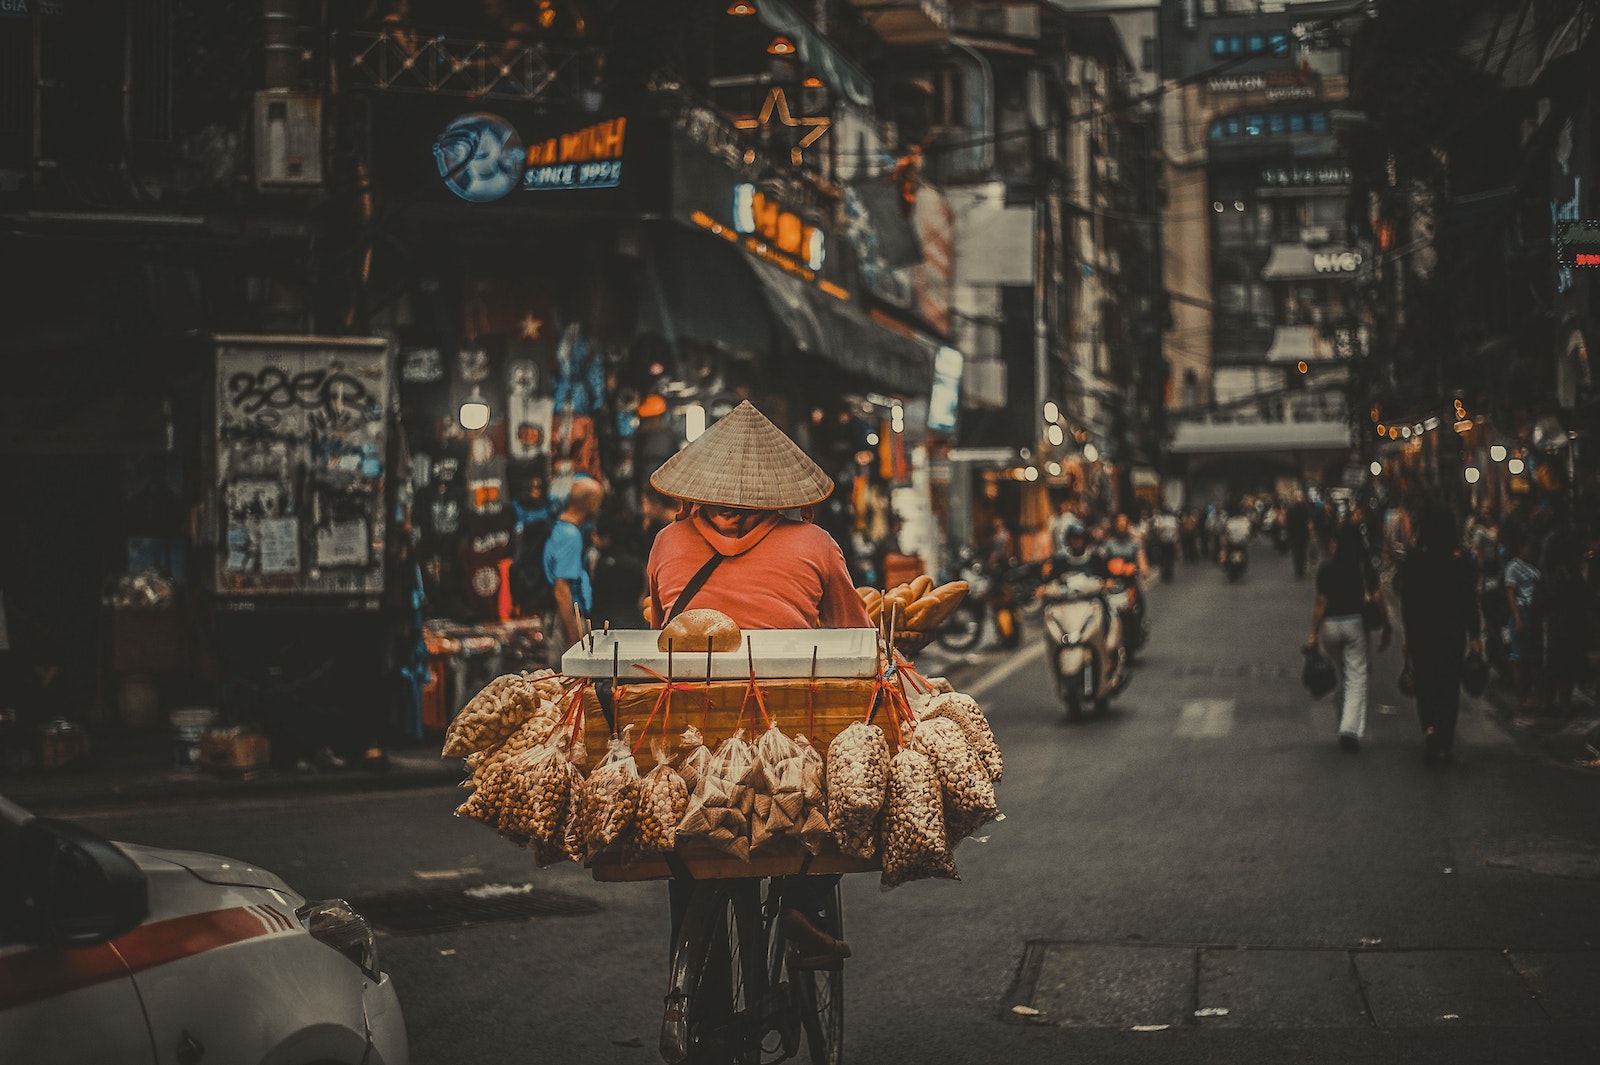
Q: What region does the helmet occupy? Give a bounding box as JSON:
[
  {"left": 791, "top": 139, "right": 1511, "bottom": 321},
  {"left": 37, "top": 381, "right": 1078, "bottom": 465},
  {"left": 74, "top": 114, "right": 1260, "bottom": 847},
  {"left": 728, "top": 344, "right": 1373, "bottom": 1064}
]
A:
[{"left": 1062, "top": 521, "right": 1092, "bottom": 564}]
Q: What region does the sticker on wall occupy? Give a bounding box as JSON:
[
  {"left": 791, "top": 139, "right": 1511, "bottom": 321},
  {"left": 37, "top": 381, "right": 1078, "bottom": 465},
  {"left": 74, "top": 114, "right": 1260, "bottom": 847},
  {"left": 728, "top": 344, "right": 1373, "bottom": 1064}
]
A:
[{"left": 401, "top": 348, "right": 445, "bottom": 384}]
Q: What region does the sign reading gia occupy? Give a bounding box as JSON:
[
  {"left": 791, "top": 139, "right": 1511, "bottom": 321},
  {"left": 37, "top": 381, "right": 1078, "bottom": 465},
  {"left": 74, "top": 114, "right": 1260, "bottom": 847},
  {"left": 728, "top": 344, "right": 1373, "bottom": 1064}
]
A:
[{"left": 433, "top": 114, "right": 627, "bottom": 203}]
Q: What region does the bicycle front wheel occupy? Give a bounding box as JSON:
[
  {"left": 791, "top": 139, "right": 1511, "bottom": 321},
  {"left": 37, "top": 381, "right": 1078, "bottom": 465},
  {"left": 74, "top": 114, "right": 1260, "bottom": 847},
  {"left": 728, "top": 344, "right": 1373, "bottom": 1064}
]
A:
[
  {"left": 786, "top": 884, "right": 845, "bottom": 1065},
  {"left": 668, "top": 880, "right": 765, "bottom": 1065}
]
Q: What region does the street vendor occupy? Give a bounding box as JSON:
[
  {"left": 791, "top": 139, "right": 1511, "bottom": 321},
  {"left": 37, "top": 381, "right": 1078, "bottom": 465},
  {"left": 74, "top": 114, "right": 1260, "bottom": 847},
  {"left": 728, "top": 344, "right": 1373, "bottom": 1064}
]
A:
[{"left": 646, "top": 399, "right": 867, "bottom": 967}]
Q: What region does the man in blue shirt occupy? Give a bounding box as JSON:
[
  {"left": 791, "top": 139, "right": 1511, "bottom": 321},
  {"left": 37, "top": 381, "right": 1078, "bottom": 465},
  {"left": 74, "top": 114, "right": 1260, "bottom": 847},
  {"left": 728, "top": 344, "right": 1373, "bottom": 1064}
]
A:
[{"left": 544, "top": 477, "right": 605, "bottom": 650}]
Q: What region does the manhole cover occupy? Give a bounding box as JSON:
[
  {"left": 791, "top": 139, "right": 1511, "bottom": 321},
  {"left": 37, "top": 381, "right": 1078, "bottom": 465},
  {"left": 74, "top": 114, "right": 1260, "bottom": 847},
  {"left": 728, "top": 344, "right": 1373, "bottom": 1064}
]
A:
[{"left": 350, "top": 884, "right": 601, "bottom": 936}]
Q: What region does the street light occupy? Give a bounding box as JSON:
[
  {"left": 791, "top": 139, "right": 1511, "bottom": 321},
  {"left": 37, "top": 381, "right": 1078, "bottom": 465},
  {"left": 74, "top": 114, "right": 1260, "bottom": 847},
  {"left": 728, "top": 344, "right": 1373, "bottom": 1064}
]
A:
[
  {"left": 1464, "top": 466, "right": 1481, "bottom": 484},
  {"left": 1490, "top": 444, "right": 1508, "bottom": 462},
  {"left": 1370, "top": 460, "right": 1382, "bottom": 476},
  {"left": 1024, "top": 466, "right": 1039, "bottom": 482},
  {"left": 1508, "top": 457, "right": 1526, "bottom": 475},
  {"left": 1083, "top": 443, "right": 1100, "bottom": 463},
  {"left": 1047, "top": 423, "right": 1064, "bottom": 446},
  {"left": 1043, "top": 401, "right": 1059, "bottom": 423}
]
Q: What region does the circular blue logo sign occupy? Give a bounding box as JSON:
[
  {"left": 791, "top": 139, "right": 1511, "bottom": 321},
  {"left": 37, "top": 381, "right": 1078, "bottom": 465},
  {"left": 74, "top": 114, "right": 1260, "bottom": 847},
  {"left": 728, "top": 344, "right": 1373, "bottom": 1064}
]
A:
[{"left": 432, "top": 113, "right": 525, "bottom": 203}]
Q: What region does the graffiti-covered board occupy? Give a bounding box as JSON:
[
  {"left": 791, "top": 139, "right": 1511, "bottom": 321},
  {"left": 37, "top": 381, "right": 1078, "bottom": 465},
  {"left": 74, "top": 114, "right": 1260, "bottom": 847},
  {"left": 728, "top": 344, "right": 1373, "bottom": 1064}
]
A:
[{"left": 211, "top": 335, "right": 391, "bottom": 600}]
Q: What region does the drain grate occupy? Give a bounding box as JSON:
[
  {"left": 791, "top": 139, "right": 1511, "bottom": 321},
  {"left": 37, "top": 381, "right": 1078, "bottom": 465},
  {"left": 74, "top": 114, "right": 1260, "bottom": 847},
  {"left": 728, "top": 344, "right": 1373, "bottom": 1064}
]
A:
[{"left": 349, "top": 884, "right": 601, "bottom": 936}]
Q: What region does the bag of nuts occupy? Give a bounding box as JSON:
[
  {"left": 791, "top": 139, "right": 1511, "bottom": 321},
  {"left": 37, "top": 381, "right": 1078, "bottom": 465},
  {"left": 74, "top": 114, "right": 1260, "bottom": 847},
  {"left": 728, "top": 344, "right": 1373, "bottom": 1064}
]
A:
[
  {"left": 633, "top": 741, "right": 690, "bottom": 856},
  {"left": 464, "top": 697, "right": 564, "bottom": 780},
  {"left": 443, "top": 671, "right": 547, "bottom": 757},
  {"left": 909, "top": 716, "right": 998, "bottom": 845},
  {"left": 880, "top": 747, "right": 959, "bottom": 889},
  {"left": 581, "top": 731, "right": 642, "bottom": 860},
  {"left": 826, "top": 721, "right": 890, "bottom": 860},
  {"left": 922, "top": 691, "right": 1003, "bottom": 783}
]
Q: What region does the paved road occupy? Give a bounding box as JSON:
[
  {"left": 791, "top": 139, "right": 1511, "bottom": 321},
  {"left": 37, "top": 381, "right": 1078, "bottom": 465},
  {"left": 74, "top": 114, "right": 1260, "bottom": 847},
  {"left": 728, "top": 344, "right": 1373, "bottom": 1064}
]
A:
[{"left": 59, "top": 546, "right": 1600, "bottom": 1063}]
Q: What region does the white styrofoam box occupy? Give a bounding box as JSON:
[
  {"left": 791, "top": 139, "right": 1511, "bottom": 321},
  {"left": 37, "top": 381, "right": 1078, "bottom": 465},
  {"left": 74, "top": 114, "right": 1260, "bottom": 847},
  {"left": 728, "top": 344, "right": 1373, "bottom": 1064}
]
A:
[{"left": 561, "top": 628, "right": 879, "bottom": 680}]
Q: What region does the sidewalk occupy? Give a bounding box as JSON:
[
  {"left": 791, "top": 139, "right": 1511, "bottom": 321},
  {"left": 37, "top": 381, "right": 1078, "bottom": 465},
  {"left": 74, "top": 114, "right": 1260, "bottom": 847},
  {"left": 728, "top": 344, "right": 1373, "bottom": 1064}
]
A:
[
  {"left": 1, "top": 729, "right": 464, "bottom": 813},
  {"left": 1474, "top": 678, "right": 1600, "bottom": 774}
]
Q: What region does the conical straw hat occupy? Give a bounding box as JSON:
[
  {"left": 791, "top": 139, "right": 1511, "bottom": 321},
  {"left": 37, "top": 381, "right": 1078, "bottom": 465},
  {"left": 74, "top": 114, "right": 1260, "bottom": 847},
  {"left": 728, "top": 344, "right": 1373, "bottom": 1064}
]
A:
[{"left": 650, "top": 401, "right": 834, "bottom": 509}]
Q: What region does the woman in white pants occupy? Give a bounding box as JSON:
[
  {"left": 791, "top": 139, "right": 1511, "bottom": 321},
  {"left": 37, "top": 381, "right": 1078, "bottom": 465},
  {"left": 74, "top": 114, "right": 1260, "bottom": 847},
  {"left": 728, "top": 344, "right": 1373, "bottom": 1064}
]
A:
[{"left": 1306, "top": 523, "right": 1392, "bottom": 751}]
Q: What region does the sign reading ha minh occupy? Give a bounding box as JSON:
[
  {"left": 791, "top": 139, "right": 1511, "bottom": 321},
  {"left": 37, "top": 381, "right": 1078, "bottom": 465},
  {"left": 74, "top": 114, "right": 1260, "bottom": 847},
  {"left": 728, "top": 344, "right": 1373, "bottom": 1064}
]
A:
[{"left": 433, "top": 114, "right": 627, "bottom": 203}]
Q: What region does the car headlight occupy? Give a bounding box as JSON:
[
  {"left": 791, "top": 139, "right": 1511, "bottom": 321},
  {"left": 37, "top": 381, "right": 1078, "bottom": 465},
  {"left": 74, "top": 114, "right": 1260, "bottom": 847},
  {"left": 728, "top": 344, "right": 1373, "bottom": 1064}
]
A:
[{"left": 297, "top": 898, "right": 380, "bottom": 979}]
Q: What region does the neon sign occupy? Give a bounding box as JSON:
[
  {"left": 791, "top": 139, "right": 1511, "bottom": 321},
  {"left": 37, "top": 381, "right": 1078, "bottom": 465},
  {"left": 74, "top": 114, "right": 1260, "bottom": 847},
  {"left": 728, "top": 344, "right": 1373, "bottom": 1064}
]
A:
[
  {"left": 732, "top": 184, "right": 825, "bottom": 270},
  {"left": 433, "top": 115, "right": 628, "bottom": 202}
]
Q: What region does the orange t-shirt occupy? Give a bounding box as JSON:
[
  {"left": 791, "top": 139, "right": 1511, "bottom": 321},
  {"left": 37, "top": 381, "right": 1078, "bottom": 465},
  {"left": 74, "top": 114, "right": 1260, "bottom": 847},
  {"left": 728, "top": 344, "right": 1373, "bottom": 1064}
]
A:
[{"left": 647, "top": 517, "right": 871, "bottom": 631}]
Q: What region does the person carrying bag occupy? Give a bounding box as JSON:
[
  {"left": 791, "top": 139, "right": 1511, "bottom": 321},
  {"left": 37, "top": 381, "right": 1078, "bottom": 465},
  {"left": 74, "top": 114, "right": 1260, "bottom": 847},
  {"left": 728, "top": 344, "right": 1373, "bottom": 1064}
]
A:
[{"left": 1307, "top": 523, "right": 1391, "bottom": 752}]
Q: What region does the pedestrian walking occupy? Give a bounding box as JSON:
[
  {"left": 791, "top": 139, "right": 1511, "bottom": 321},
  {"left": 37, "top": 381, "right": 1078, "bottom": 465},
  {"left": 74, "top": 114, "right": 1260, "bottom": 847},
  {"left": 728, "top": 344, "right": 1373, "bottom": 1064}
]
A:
[
  {"left": 1307, "top": 523, "right": 1391, "bottom": 752},
  {"left": 1397, "top": 505, "right": 1481, "bottom": 767},
  {"left": 545, "top": 476, "right": 605, "bottom": 649},
  {"left": 1286, "top": 491, "right": 1312, "bottom": 579}
]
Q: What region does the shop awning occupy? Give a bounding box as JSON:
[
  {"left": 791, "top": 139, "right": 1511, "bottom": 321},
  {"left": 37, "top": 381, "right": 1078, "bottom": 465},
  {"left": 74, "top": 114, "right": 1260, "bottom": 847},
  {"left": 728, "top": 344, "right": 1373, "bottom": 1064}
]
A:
[
  {"left": 640, "top": 227, "right": 937, "bottom": 394},
  {"left": 1264, "top": 325, "right": 1318, "bottom": 363}
]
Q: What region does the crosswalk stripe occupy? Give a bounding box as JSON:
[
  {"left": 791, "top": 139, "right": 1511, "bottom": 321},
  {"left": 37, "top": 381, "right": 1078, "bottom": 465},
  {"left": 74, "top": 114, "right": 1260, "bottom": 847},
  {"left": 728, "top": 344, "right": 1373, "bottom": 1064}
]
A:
[{"left": 1176, "top": 698, "right": 1235, "bottom": 738}]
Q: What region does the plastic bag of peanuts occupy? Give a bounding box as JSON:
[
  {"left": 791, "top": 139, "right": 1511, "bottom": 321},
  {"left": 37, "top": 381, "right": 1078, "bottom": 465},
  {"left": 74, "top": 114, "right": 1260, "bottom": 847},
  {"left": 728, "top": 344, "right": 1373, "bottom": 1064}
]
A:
[
  {"left": 633, "top": 741, "right": 690, "bottom": 856},
  {"left": 826, "top": 721, "right": 890, "bottom": 860},
  {"left": 880, "top": 747, "right": 959, "bottom": 889},
  {"left": 909, "top": 716, "right": 999, "bottom": 845},
  {"left": 675, "top": 726, "right": 712, "bottom": 794},
  {"left": 442, "top": 672, "right": 546, "bottom": 757},
  {"left": 920, "top": 691, "right": 1003, "bottom": 783},
  {"left": 456, "top": 738, "right": 573, "bottom": 852},
  {"left": 581, "top": 731, "right": 642, "bottom": 860},
  {"left": 463, "top": 696, "right": 564, "bottom": 781}
]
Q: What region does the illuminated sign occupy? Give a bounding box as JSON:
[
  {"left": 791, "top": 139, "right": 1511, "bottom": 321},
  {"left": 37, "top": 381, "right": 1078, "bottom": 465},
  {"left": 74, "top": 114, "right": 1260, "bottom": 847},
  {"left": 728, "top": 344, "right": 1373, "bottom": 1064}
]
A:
[
  {"left": 1556, "top": 219, "right": 1600, "bottom": 269},
  {"left": 732, "top": 88, "right": 830, "bottom": 168},
  {"left": 433, "top": 114, "right": 627, "bottom": 202},
  {"left": 1313, "top": 250, "right": 1363, "bottom": 274},
  {"left": 732, "top": 184, "right": 825, "bottom": 270},
  {"left": 1260, "top": 164, "right": 1351, "bottom": 188}
]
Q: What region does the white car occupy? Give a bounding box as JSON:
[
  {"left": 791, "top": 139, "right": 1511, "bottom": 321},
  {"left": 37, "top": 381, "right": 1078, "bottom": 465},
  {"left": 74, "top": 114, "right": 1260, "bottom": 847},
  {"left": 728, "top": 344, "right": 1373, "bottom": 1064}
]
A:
[{"left": 0, "top": 795, "right": 408, "bottom": 1065}]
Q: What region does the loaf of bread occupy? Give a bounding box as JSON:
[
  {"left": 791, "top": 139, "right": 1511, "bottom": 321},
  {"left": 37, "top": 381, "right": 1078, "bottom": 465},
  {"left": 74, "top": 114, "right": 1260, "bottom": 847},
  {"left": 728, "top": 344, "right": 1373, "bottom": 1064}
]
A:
[{"left": 657, "top": 608, "right": 742, "bottom": 652}]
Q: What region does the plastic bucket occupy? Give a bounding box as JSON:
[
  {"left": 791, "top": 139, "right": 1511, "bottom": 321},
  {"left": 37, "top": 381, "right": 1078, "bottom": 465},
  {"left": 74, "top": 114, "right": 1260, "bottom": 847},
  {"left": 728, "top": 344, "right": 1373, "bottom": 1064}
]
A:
[{"left": 169, "top": 708, "right": 217, "bottom": 771}]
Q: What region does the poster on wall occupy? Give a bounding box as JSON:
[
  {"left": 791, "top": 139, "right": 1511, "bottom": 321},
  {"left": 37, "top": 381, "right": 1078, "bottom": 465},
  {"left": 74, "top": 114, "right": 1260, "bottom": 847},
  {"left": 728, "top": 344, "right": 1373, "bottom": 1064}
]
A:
[{"left": 211, "top": 335, "right": 391, "bottom": 600}]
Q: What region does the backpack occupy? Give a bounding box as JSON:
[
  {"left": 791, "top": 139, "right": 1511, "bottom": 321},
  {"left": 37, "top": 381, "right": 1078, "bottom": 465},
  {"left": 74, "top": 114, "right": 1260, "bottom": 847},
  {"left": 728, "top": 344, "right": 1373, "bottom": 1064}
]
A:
[{"left": 508, "top": 515, "right": 556, "bottom": 614}]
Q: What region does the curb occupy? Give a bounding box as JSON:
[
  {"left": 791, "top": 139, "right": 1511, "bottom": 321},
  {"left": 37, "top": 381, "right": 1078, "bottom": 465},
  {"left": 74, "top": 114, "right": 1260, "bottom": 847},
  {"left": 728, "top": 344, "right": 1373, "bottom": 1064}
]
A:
[
  {"left": 1473, "top": 683, "right": 1600, "bottom": 777},
  {"left": 3, "top": 757, "right": 466, "bottom": 813}
]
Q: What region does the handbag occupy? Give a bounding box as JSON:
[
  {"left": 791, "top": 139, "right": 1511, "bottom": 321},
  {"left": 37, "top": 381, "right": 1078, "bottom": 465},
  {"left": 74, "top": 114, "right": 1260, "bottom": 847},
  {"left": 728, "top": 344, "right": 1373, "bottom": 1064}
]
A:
[{"left": 1302, "top": 646, "right": 1337, "bottom": 698}]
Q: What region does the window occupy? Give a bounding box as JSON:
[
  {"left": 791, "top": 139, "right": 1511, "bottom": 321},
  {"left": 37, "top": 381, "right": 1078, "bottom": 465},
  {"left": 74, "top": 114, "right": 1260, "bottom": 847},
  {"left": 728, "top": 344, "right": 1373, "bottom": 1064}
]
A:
[
  {"left": 1289, "top": 112, "right": 1307, "bottom": 133},
  {"left": 1268, "top": 113, "right": 1286, "bottom": 135},
  {"left": 1245, "top": 113, "right": 1264, "bottom": 136},
  {"left": 1226, "top": 116, "right": 1241, "bottom": 136},
  {"left": 1269, "top": 32, "right": 1289, "bottom": 56},
  {"left": 1247, "top": 34, "right": 1264, "bottom": 54},
  {"left": 1309, "top": 111, "right": 1329, "bottom": 133},
  {"left": 1209, "top": 119, "right": 1225, "bottom": 141},
  {"left": 1211, "top": 34, "right": 1229, "bottom": 58}
]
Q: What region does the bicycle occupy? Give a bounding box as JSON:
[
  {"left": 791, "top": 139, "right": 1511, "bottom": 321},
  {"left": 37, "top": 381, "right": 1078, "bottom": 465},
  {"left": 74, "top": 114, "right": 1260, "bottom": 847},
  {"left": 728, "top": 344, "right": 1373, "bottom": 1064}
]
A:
[{"left": 661, "top": 875, "right": 845, "bottom": 1065}]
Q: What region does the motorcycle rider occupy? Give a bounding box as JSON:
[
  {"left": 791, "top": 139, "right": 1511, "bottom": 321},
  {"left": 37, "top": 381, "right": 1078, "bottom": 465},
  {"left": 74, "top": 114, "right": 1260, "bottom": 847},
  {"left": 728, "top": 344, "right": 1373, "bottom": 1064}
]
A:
[
  {"left": 1051, "top": 520, "right": 1124, "bottom": 664},
  {"left": 1151, "top": 507, "right": 1180, "bottom": 581},
  {"left": 1101, "top": 512, "right": 1149, "bottom": 645},
  {"left": 1220, "top": 506, "right": 1254, "bottom": 564}
]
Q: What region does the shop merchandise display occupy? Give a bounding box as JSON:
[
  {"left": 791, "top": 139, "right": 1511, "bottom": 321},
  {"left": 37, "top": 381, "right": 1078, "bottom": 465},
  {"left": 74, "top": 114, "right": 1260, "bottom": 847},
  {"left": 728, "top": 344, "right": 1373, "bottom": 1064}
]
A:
[{"left": 447, "top": 641, "right": 1003, "bottom": 888}]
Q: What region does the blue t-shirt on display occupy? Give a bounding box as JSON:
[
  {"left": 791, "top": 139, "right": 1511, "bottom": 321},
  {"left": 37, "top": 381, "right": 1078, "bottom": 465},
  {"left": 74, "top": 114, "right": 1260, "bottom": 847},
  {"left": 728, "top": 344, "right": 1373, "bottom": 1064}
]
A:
[{"left": 543, "top": 519, "right": 592, "bottom": 613}]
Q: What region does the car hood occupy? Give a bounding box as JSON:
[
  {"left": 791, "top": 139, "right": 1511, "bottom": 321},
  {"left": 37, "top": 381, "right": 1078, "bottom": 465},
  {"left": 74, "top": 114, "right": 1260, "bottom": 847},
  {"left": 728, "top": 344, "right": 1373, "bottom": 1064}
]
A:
[{"left": 115, "top": 842, "right": 297, "bottom": 894}]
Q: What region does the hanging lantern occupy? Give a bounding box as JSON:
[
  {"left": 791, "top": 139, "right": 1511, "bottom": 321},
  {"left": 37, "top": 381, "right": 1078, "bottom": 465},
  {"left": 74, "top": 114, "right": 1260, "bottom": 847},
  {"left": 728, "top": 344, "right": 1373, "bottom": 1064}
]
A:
[
  {"left": 727, "top": 1, "right": 756, "bottom": 14},
  {"left": 767, "top": 35, "right": 796, "bottom": 56}
]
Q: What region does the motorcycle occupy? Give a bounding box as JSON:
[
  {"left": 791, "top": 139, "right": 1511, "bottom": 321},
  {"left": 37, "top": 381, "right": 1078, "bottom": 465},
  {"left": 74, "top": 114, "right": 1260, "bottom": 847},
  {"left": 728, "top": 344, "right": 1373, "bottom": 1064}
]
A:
[
  {"left": 1040, "top": 571, "right": 1128, "bottom": 719},
  {"left": 1150, "top": 515, "right": 1179, "bottom": 582},
  {"left": 935, "top": 549, "right": 1032, "bottom": 653},
  {"left": 1223, "top": 541, "right": 1248, "bottom": 581},
  {"left": 1106, "top": 557, "right": 1149, "bottom": 656}
]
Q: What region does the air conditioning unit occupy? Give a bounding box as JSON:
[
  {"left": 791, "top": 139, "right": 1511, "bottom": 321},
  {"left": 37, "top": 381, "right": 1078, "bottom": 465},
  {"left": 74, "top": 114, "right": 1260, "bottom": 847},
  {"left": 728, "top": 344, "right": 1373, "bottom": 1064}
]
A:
[{"left": 254, "top": 91, "right": 323, "bottom": 191}]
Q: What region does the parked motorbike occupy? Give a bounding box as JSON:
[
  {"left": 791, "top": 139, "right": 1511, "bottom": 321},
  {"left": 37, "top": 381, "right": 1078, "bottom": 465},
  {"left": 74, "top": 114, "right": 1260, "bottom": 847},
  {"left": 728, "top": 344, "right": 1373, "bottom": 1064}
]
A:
[
  {"left": 1040, "top": 571, "right": 1128, "bottom": 719},
  {"left": 935, "top": 549, "right": 1032, "bottom": 653}
]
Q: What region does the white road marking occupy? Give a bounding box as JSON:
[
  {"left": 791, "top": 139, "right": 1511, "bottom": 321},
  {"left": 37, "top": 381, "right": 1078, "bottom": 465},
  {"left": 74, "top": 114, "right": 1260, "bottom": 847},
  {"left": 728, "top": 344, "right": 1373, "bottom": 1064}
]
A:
[
  {"left": 967, "top": 642, "right": 1047, "bottom": 701},
  {"left": 414, "top": 867, "right": 482, "bottom": 881},
  {"left": 1175, "top": 699, "right": 1235, "bottom": 738}
]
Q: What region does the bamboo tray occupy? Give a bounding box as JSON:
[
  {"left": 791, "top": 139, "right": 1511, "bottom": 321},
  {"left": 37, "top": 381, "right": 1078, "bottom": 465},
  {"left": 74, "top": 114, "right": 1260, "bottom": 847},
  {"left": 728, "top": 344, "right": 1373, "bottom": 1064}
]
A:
[{"left": 588, "top": 836, "right": 879, "bottom": 883}]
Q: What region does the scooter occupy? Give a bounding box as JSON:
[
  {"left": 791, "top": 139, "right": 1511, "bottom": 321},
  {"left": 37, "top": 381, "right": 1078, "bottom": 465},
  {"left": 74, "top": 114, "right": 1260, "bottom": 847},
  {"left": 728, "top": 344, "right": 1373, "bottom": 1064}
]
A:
[
  {"left": 1107, "top": 558, "right": 1149, "bottom": 656},
  {"left": 936, "top": 548, "right": 1032, "bottom": 653},
  {"left": 1040, "top": 571, "right": 1128, "bottom": 720},
  {"left": 1223, "top": 541, "right": 1248, "bottom": 581}
]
